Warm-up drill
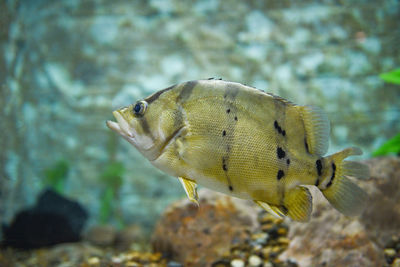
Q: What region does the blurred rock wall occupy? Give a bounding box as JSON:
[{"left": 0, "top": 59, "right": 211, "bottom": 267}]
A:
[{"left": 1, "top": 0, "right": 399, "bottom": 233}]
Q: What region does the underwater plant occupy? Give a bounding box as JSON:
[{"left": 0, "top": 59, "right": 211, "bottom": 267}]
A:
[
  {"left": 42, "top": 160, "right": 69, "bottom": 194},
  {"left": 379, "top": 68, "right": 400, "bottom": 85},
  {"left": 99, "top": 161, "right": 125, "bottom": 226},
  {"left": 372, "top": 69, "right": 400, "bottom": 157},
  {"left": 372, "top": 133, "right": 400, "bottom": 157}
]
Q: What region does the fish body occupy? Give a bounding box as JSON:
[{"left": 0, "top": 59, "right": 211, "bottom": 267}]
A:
[{"left": 107, "top": 79, "right": 369, "bottom": 221}]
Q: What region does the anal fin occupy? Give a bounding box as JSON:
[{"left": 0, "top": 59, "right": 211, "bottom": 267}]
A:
[
  {"left": 178, "top": 177, "right": 199, "bottom": 205},
  {"left": 284, "top": 186, "right": 313, "bottom": 222},
  {"left": 256, "top": 187, "right": 312, "bottom": 222}
]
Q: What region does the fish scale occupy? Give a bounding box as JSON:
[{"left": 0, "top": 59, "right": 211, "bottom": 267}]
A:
[{"left": 107, "top": 79, "right": 369, "bottom": 222}]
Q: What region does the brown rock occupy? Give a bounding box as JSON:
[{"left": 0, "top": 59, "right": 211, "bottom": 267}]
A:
[
  {"left": 85, "top": 225, "right": 117, "bottom": 246},
  {"left": 360, "top": 157, "right": 400, "bottom": 246},
  {"left": 151, "top": 188, "right": 258, "bottom": 266},
  {"left": 278, "top": 157, "right": 400, "bottom": 267},
  {"left": 115, "top": 224, "right": 146, "bottom": 250},
  {"left": 279, "top": 187, "right": 384, "bottom": 266}
]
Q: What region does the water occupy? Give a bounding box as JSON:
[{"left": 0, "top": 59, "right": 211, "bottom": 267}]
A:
[{"left": 0, "top": 0, "right": 399, "bottom": 266}]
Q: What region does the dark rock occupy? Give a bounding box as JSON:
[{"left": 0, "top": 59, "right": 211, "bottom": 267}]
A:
[
  {"left": 2, "top": 189, "right": 88, "bottom": 249},
  {"left": 151, "top": 189, "right": 258, "bottom": 266}
]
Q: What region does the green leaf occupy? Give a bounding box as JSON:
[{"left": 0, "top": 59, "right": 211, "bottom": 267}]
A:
[
  {"left": 372, "top": 133, "right": 400, "bottom": 156},
  {"left": 379, "top": 68, "right": 400, "bottom": 85},
  {"left": 99, "top": 188, "right": 114, "bottom": 223},
  {"left": 43, "top": 160, "right": 69, "bottom": 194},
  {"left": 100, "top": 161, "right": 125, "bottom": 191}
]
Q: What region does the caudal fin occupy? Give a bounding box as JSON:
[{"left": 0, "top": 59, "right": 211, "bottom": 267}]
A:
[{"left": 321, "top": 147, "right": 369, "bottom": 217}]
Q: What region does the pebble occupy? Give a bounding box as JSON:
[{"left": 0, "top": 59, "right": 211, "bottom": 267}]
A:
[
  {"left": 263, "top": 261, "right": 273, "bottom": 267},
  {"left": 278, "top": 237, "right": 290, "bottom": 246},
  {"left": 385, "top": 248, "right": 396, "bottom": 257},
  {"left": 393, "top": 258, "right": 400, "bottom": 267},
  {"left": 231, "top": 259, "right": 245, "bottom": 267},
  {"left": 249, "top": 255, "right": 262, "bottom": 266},
  {"left": 261, "top": 247, "right": 272, "bottom": 259},
  {"left": 251, "top": 232, "right": 269, "bottom": 245},
  {"left": 125, "top": 261, "right": 140, "bottom": 267},
  {"left": 277, "top": 227, "right": 287, "bottom": 235},
  {"left": 167, "top": 261, "right": 183, "bottom": 267},
  {"left": 87, "top": 257, "right": 100, "bottom": 266}
]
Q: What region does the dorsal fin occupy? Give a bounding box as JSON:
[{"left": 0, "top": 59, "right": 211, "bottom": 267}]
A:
[{"left": 298, "top": 105, "right": 330, "bottom": 156}]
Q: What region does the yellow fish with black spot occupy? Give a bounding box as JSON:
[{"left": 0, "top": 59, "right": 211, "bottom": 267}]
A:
[{"left": 106, "top": 79, "right": 369, "bottom": 222}]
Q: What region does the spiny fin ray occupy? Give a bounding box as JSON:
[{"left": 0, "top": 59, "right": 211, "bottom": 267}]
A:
[
  {"left": 254, "top": 200, "right": 284, "bottom": 219},
  {"left": 178, "top": 177, "right": 199, "bottom": 205}
]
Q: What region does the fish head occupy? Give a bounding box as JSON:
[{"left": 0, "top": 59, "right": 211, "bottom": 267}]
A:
[{"left": 106, "top": 88, "right": 184, "bottom": 161}]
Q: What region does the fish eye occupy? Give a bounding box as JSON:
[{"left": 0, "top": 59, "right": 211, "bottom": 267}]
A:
[{"left": 133, "top": 101, "right": 148, "bottom": 116}]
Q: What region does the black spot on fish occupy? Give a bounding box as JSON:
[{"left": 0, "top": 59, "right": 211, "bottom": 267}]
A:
[
  {"left": 222, "top": 130, "right": 226, "bottom": 136},
  {"left": 286, "top": 159, "right": 290, "bottom": 165},
  {"left": 274, "top": 120, "right": 279, "bottom": 130},
  {"left": 226, "top": 108, "right": 231, "bottom": 113},
  {"left": 222, "top": 158, "right": 228, "bottom": 171},
  {"left": 277, "top": 170, "right": 285, "bottom": 180},
  {"left": 277, "top": 147, "right": 286, "bottom": 159},
  {"left": 274, "top": 120, "right": 286, "bottom": 136},
  {"left": 316, "top": 159, "right": 322, "bottom": 176},
  {"left": 234, "top": 116, "right": 238, "bottom": 121},
  {"left": 305, "top": 138, "right": 310, "bottom": 153},
  {"left": 229, "top": 185, "right": 233, "bottom": 191},
  {"left": 327, "top": 163, "right": 336, "bottom": 188}
]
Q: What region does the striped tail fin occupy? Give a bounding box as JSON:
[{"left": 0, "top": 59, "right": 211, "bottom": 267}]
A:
[{"left": 321, "top": 147, "right": 369, "bottom": 216}]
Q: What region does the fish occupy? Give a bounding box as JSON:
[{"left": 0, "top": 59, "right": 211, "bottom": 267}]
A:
[{"left": 106, "top": 79, "right": 369, "bottom": 222}]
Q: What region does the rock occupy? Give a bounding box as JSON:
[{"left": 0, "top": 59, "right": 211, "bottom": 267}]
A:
[
  {"left": 167, "top": 261, "right": 183, "bottom": 267},
  {"left": 248, "top": 254, "right": 262, "bottom": 266},
  {"left": 87, "top": 256, "right": 100, "bottom": 267},
  {"left": 115, "top": 224, "right": 146, "bottom": 250},
  {"left": 231, "top": 259, "right": 245, "bottom": 267},
  {"left": 151, "top": 189, "right": 258, "bottom": 266},
  {"left": 278, "top": 157, "right": 400, "bottom": 267},
  {"left": 360, "top": 157, "right": 400, "bottom": 246},
  {"left": 384, "top": 248, "right": 396, "bottom": 264},
  {"left": 85, "top": 225, "right": 117, "bottom": 247},
  {"left": 279, "top": 185, "right": 384, "bottom": 267},
  {"left": 2, "top": 189, "right": 88, "bottom": 249}
]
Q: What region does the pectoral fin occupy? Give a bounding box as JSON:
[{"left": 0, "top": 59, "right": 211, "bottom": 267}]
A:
[{"left": 178, "top": 177, "right": 199, "bottom": 205}]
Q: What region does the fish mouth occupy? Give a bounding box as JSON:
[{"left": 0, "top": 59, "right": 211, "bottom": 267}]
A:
[{"left": 106, "top": 111, "right": 135, "bottom": 141}]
